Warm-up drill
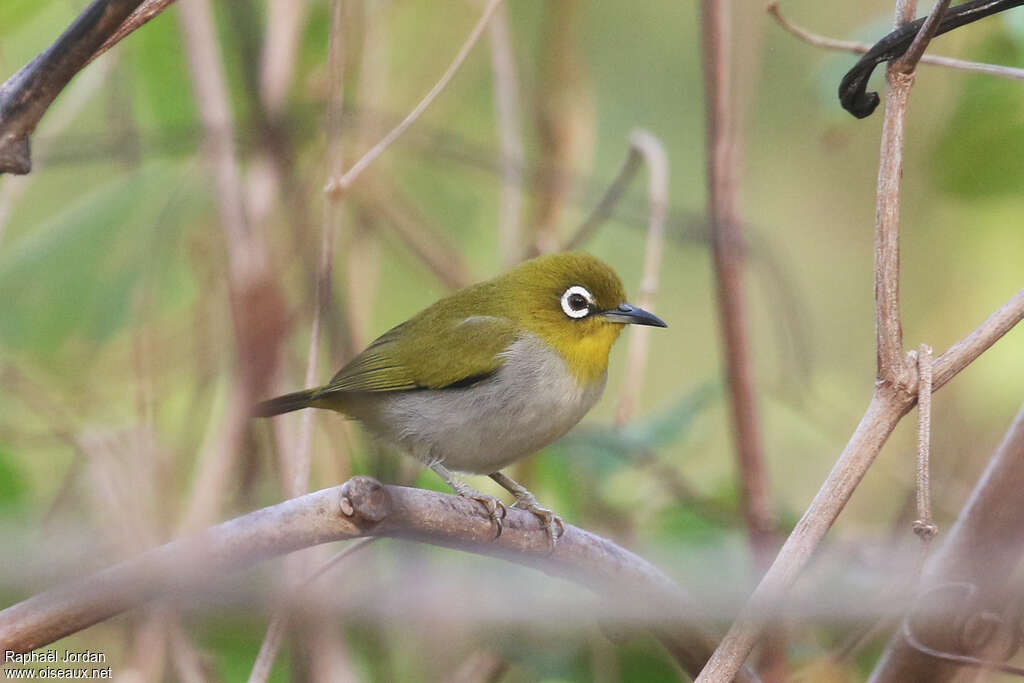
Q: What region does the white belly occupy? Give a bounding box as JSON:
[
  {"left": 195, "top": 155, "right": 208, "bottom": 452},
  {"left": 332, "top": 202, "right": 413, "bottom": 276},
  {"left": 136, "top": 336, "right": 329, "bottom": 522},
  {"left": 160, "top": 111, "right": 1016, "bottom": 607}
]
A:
[{"left": 356, "top": 334, "right": 606, "bottom": 473}]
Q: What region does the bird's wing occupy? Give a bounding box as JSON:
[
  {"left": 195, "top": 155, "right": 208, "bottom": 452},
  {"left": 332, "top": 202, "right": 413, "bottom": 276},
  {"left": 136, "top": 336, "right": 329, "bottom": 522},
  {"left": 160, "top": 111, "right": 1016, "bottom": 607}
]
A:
[{"left": 318, "top": 315, "right": 518, "bottom": 394}]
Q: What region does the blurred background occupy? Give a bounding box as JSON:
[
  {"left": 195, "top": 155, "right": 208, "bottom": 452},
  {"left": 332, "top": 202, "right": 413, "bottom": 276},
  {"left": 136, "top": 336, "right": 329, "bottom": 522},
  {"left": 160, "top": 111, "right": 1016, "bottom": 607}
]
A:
[{"left": 1, "top": 0, "right": 1023, "bottom": 680}]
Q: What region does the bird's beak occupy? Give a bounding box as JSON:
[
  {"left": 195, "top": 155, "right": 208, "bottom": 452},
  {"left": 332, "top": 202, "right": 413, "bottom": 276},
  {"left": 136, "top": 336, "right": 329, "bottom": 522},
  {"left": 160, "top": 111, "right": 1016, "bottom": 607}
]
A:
[{"left": 602, "top": 302, "right": 667, "bottom": 327}]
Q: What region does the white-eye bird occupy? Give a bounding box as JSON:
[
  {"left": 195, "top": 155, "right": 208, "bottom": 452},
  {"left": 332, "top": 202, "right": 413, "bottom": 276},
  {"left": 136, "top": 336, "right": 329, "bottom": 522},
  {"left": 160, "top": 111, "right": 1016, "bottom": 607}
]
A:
[{"left": 255, "top": 252, "right": 667, "bottom": 542}]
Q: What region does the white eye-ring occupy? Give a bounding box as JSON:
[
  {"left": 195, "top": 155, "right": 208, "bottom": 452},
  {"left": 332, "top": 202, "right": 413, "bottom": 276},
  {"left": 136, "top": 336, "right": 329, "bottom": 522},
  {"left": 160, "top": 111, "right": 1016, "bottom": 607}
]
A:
[{"left": 560, "top": 285, "right": 594, "bottom": 319}]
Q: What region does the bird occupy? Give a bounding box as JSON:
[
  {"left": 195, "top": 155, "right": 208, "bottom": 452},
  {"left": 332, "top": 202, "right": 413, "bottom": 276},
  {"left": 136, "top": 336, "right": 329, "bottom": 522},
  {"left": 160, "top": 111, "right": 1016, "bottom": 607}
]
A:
[{"left": 254, "top": 252, "right": 667, "bottom": 543}]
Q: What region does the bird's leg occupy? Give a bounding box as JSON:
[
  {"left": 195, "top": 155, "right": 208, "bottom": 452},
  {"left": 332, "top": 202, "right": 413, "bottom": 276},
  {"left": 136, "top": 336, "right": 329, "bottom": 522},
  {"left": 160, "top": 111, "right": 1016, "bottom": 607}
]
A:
[
  {"left": 489, "top": 471, "right": 565, "bottom": 548},
  {"left": 429, "top": 462, "right": 506, "bottom": 538}
]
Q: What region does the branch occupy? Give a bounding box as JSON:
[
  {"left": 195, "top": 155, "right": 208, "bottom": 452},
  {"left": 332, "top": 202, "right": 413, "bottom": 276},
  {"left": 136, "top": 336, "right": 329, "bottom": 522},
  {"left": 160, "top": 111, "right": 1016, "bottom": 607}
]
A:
[
  {"left": 767, "top": 2, "right": 1024, "bottom": 82},
  {"left": 700, "top": 0, "right": 776, "bottom": 557},
  {"left": 0, "top": 477, "right": 756, "bottom": 682},
  {"left": 0, "top": 0, "right": 145, "bottom": 174}
]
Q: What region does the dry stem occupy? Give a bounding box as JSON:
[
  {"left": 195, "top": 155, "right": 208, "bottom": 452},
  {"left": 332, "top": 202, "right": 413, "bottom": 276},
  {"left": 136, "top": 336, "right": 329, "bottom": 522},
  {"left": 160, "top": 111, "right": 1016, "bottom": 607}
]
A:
[{"left": 700, "top": 0, "right": 776, "bottom": 558}]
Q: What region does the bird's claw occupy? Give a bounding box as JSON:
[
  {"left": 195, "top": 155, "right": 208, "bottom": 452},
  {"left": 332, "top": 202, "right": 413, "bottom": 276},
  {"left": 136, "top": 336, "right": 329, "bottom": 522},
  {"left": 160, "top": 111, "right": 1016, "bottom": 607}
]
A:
[
  {"left": 468, "top": 494, "right": 507, "bottom": 539},
  {"left": 512, "top": 498, "right": 565, "bottom": 550}
]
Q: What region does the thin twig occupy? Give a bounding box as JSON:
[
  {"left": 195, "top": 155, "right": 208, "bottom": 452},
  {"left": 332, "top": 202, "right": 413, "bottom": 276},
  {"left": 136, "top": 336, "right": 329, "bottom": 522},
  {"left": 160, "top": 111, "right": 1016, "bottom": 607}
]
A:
[
  {"left": 247, "top": 616, "right": 288, "bottom": 683},
  {"left": 487, "top": 2, "right": 525, "bottom": 269},
  {"left": 325, "top": 0, "right": 504, "bottom": 196},
  {"left": 563, "top": 145, "right": 643, "bottom": 251},
  {"left": 247, "top": 540, "right": 376, "bottom": 683},
  {"left": 615, "top": 130, "right": 668, "bottom": 426},
  {"left": 895, "top": 0, "right": 952, "bottom": 73},
  {"left": 0, "top": 477, "right": 757, "bottom": 682},
  {"left": 912, "top": 345, "right": 936, "bottom": 541},
  {"left": 767, "top": 2, "right": 1024, "bottom": 81},
  {"left": 90, "top": 0, "right": 178, "bottom": 64}
]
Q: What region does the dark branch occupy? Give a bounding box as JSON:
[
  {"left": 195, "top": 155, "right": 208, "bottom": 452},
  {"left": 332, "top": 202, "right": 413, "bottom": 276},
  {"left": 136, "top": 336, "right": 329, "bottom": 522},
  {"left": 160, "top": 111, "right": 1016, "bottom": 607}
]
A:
[
  {"left": 839, "top": 0, "right": 1024, "bottom": 118},
  {"left": 0, "top": 0, "right": 146, "bottom": 174}
]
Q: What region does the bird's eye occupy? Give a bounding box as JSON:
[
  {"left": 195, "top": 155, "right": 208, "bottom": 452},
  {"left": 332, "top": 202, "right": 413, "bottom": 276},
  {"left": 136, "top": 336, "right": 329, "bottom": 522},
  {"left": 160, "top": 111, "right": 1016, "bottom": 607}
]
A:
[{"left": 560, "top": 285, "right": 594, "bottom": 319}]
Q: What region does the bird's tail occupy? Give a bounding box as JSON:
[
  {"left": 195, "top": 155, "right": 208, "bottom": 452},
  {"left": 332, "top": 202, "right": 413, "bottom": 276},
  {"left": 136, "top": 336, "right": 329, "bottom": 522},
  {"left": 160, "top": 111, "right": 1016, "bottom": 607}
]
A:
[{"left": 252, "top": 388, "right": 319, "bottom": 417}]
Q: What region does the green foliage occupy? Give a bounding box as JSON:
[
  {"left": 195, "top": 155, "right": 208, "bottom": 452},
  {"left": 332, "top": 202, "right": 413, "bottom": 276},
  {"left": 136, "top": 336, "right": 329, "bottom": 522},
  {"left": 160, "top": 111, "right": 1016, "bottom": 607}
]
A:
[
  {"left": 0, "top": 163, "right": 196, "bottom": 356},
  {"left": 197, "top": 614, "right": 289, "bottom": 683},
  {"left": 555, "top": 381, "right": 719, "bottom": 478},
  {"left": 127, "top": 13, "right": 199, "bottom": 135},
  {"left": 932, "top": 31, "right": 1024, "bottom": 198},
  {"left": 616, "top": 638, "right": 682, "bottom": 681},
  {"left": 0, "top": 444, "right": 26, "bottom": 511}
]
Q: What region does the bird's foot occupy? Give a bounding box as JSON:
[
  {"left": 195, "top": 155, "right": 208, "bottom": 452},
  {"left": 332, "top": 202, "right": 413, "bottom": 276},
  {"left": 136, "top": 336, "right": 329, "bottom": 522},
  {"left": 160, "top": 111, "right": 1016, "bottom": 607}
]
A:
[
  {"left": 489, "top": 471, "right": 565, "bottom": 550},
  {"left": 430, "top": 462, "right": 507, "bottom": 538},
  {"left": 511, "top": 492, "right": 565, "bottom": 550},
  {"left": 464, "top": 490, "right": 508, "bottom": 539}
]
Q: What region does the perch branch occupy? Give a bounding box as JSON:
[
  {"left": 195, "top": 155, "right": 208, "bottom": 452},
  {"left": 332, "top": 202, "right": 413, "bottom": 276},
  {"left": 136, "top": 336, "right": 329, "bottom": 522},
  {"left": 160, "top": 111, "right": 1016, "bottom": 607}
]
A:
[{"left": 0, "top": 477, "right": 757, "bottom": 682}]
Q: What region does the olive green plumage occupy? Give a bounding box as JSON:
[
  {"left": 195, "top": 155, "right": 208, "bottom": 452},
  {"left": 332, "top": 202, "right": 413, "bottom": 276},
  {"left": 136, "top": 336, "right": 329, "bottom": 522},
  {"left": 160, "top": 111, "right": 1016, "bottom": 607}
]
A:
[{"left": 254, "top": 252, "right": 639, "bottom": 418}]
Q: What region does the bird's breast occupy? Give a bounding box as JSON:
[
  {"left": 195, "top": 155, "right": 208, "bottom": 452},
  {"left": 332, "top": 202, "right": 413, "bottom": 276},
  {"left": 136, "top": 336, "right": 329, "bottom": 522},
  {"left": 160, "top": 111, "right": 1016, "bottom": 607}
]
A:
[{"left": 369, "top": 334, "right": 606, "bottom": 474}]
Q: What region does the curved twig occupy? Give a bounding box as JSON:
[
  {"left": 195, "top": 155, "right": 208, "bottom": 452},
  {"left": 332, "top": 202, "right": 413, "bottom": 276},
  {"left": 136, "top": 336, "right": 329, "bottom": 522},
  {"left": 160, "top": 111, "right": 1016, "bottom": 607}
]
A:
[{"left": 839, "top": 0, "right": 1024, "bottom": 118}]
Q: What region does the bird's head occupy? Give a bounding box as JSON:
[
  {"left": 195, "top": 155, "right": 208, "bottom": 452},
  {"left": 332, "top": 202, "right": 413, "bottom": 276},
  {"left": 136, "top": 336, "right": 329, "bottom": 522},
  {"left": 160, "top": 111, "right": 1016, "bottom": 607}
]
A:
[{"left": 501, "top": 252, "right": 667, "bottom": 384}]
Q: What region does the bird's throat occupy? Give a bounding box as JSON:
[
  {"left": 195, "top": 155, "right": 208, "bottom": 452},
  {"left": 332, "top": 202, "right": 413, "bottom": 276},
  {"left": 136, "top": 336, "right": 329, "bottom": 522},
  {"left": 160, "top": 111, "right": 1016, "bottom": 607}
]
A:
[{"left": 543, "top": 324, "right": 622, "bottom": 386}]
